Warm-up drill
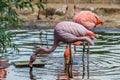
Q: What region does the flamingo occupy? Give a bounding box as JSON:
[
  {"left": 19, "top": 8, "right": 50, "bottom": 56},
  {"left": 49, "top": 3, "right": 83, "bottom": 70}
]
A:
[
  {"left": 64, "top": 0, "right": 79, "bottom": 66},
  {"left": 73, "top": 11, "right": 103, "bottom": 30},
  {"left": 29, "top": 21, "right": 97, "bottom": 72},
  {"left": 72, "top": 10, "right": 103, "bottom": 79},
  {"left": 63, "top": 11, "right": 103, "bottom": 78},
  {"left": 64, "top": 11, "right": 103, "bottom": 65}
]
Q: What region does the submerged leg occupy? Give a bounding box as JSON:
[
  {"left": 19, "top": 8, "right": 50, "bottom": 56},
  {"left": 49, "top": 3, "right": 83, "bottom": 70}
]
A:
[
  {"left": 64, "top": 56, "right": 69, "bottom": 73},
  {"left": 64, "top": 44, "right": 70, "bottom": 72},
  {"left": 82, "top": 42, "right": 85, "bottom": 79},
  {"left": 87, "top": 43, "right": 90, "bottom": 79},
  {"left": 68, "top": 44, "right": 73, "bottom": 78}
]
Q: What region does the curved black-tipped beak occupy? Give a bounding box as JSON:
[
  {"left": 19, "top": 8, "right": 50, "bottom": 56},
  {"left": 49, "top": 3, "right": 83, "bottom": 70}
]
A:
[
  {"left": 30, "top": 66, "right": 33, "bottom": 72},
  {"left": 101, "top": 22, "right": 104, "bottom": 26}
]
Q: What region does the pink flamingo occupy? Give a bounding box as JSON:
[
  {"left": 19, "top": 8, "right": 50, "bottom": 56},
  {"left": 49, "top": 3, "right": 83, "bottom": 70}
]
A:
[
  {"left": 64, "top": 11, "right": 103, "bottom": 64},
  {"left": 73, "top": 11, "right": 103, "bottom": 30},
  {"left": 63, "top": 11, "right": 103, "bottom": 78},
  {"left": 73, "top": 10, "right": 103, "bottom": 79},
  {"left": 29, "top": 21, "right": 97, "bottom": 71},
  {"left": 64, "top": 0, "right": 79, "bottom": 65}
]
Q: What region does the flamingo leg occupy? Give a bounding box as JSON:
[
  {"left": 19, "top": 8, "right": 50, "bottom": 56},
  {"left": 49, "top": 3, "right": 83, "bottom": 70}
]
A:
[
  {"left": 82, "top": 42, "right": 85, "bottom": 79},
  {"left": 87, "top": 43, "right": 90, "bottom": 79},
  {"left": 73, "top": 0, "right": 76, "bottom": 15},
  {"left": 64, "top": 44, "right": 69, "bottom": 73},
  {"left": 73, "top": 45, "right": 76, "bottom": 59},
  {"left": 68, "top": 44, "right": 73, "bottom": 78},
  {"left": 65, "top": 0, "right": 68, "bottom": 20},
  {"left": 45, "top": 0, "right": 48, "bottom": 18},
  {"left": 64, "top": 55, "right": 69, "bottom": 73},
  {"left": 29, "top": 70, "right": 35, "bottom": 80},
  {"left": 74, "top": 45, "right": 76, "bottom": 53},
  {"left": 37, "top": 0, "right": 42, "bottom": 20}
]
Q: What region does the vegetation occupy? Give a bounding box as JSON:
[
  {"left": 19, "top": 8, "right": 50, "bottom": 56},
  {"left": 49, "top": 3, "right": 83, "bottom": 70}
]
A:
[{"left": 0, "top": 0, "right": 44, "bottom": 55}]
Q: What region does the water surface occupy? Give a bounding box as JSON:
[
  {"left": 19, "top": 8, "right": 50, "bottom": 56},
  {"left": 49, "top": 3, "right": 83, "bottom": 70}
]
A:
[{"left": 4, "top": 28, "right": 120, "bottom": 80}]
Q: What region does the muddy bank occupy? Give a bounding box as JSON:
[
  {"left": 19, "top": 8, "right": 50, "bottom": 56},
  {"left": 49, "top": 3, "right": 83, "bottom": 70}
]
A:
[{"left": 18, "top": 3, "right": 120, "bottom": 29}]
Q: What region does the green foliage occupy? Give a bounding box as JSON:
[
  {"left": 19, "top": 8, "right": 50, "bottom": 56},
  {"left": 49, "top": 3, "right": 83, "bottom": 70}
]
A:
[
  {"left": 36, "top": 1, "right": 45, "bottom": 10},
  {"left": 0, "top": 0, "right": 44, "bottom": 54}
]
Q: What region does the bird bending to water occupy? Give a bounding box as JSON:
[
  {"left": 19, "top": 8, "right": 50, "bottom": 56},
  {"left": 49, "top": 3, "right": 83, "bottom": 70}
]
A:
[
  {"left": 72, "top": 11, "right": 103, "bottom": 78},
  {"left": 29, "top": 21, "right": 97, "bottom": 71},
  {"left": 73, "top": 11, "right": 103, "bottom": 30},
  {"left": 64, "top": 11, "right": 103, "bottom": 64}
]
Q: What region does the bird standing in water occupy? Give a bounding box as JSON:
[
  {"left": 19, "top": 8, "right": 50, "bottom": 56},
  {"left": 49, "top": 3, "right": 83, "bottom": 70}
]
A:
[
  {"left": 64, "top": 11, "right": 103, "bottom": 66},
  {"left": 72, "top": 10, "right": 103, "bottom": 78},
  {"left": 62, "top": 11, "right": 103, "bottom": 78},
  {"left": 73, "top": 11, "right": 103, "bottom": 30},
  {"left": 29, "top": 21, "right": 97, "bottom": 71}
]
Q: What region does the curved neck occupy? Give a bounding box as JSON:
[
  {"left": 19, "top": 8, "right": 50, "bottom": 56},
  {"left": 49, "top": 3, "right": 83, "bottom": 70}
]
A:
[
  {"left": 39, "top": 35, "right": 59, "bottom": 53},
  {"left": 42, "top": 40, "right": 58, "bottom": 53}
]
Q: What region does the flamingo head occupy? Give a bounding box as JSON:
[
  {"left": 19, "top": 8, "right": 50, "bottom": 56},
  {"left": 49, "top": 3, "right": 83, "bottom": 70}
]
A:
[{"left": 95, "top": 15, "right": 104, "bottom": 25}]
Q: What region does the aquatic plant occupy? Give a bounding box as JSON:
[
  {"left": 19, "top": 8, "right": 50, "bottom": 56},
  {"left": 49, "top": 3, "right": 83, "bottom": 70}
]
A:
[{"left": 0, "top": 0, "right": 44, "bottom": 55}]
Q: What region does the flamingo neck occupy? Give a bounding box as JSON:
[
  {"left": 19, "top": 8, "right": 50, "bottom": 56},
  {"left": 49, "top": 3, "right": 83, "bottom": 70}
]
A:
[{"left": 42, "top": 40, "right": 58, "bottom": 53}]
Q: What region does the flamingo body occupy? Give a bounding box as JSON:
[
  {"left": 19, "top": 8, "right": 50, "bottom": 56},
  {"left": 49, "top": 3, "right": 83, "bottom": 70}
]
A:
[
  {"left": 55, "top": 21, "right": 96, "bottom": 44},
  {"left": 73, "top": 11, "right": 103, "bottom": 30},
  {"left": 29, "top": 21, "right": 96, "bottom": 70}
]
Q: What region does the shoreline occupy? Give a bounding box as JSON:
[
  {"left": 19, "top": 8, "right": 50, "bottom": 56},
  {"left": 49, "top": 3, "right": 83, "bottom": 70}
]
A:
[
  {"left": 18, "top": 3, "right": 120, "bottom": 30},
  {"left": 20, "top": 20, "right": 120, "bottom": 30}
]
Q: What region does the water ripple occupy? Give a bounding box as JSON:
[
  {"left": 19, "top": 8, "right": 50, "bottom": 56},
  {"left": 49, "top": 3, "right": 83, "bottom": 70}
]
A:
[{"left": 6, "top": 28, "right": 120, "bottom": 80}]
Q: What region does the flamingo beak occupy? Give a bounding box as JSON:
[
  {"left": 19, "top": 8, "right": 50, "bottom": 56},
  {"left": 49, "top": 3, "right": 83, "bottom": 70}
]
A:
[
  {"left": 99, "top": 19, "right": 104, "bottom": 26},
  {"left": 101, "top": 21, "right": 104, "bottom": 26}
]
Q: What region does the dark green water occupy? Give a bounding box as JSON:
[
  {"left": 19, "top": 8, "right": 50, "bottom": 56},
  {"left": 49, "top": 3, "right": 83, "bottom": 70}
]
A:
[{"left": 4, "top": 28, "right": 120, "bottom": 80}]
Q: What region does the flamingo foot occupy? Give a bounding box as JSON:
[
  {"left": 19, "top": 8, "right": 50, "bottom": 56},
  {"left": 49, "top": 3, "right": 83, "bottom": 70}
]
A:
[
  {"left": 29, "top": 54, "right": 36, "bottom": 71},
  {"left": 37, "top": 17, "right": 42, "bottom": 20}
]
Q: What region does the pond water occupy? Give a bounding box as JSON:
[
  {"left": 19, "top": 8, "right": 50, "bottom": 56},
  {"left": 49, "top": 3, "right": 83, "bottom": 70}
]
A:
[{"left": 3, "top": 28, "right": 120, "bottom": 80}]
